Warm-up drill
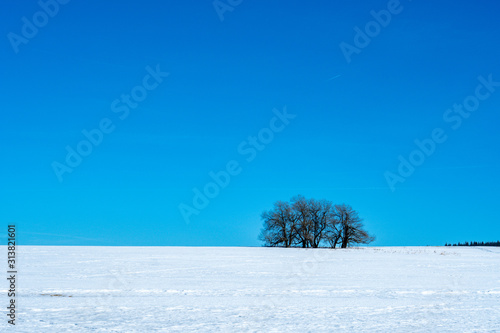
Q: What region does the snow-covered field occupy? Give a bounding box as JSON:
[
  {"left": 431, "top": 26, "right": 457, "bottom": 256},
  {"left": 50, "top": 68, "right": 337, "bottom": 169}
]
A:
[{"left": 2, "top": 246, "right": 499, "bottom": 332}]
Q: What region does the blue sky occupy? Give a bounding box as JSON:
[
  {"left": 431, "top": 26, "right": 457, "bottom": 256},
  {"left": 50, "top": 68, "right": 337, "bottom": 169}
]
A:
[{"left": 1, "top": 0, "right": 499, "bottom": 246}]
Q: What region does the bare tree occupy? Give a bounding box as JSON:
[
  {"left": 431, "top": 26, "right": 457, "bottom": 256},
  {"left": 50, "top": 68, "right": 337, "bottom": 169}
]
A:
[
  {"left": 324, "top": 214, "right": 342, "bottom": 248},
  {"left": 308, "top": 199, "right": 332, "bottom": 248},
  {"left": 291, "top": 195, "right": 312, "bottom": 248},
  {"left": 334, "top": 204, "right": 375, "bottom": 248},
  {"left": 259, "top": 201, "right": 296, "bottom": 247}
]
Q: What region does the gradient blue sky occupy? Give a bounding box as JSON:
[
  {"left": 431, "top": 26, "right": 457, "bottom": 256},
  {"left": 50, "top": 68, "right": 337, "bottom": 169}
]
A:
[{"left": 1, "top": 0, "right": 499, "bottom": 246}]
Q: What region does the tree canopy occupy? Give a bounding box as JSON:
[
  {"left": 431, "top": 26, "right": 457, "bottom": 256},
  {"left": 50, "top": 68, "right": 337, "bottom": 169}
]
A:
[{"left": 259, "top": 195, "right": 374, "bottom": 248}]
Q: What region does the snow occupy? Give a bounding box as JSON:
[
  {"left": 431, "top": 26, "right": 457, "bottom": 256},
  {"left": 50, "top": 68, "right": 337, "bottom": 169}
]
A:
[{"left": 2, "top": 246, "right": 499, "bottom": 332}]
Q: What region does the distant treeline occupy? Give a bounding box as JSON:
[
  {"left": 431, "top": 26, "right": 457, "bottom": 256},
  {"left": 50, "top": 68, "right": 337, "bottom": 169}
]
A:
[{"left": 445, "top": 241, "right": 500, "bottom": 247}]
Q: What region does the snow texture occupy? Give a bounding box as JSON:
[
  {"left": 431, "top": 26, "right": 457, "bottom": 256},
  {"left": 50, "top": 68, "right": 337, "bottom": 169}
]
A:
[{"left": 2, "top": 246, "right": 499, "bottom": 332}]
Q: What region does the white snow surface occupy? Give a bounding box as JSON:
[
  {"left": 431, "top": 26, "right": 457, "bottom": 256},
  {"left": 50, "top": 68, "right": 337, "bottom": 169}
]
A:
[{"left": 2, "top": 246, "right": 499, "bottom": 332}]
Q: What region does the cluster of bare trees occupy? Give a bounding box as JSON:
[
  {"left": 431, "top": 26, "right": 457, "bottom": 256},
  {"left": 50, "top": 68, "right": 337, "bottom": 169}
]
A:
[{"left": 259, "top": 196, "right": 374, "bottom": 248}]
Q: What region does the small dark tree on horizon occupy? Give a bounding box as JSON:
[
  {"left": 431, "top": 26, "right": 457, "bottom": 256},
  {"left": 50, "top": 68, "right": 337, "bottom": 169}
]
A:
[{"left": 259, "top": 196, "right": 374, "bottom": 248}]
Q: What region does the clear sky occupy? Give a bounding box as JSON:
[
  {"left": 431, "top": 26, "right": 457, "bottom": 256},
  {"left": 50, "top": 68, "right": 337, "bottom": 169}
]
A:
[{"left": 1, "top": 0, "right": 499, "bottom": 246}]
